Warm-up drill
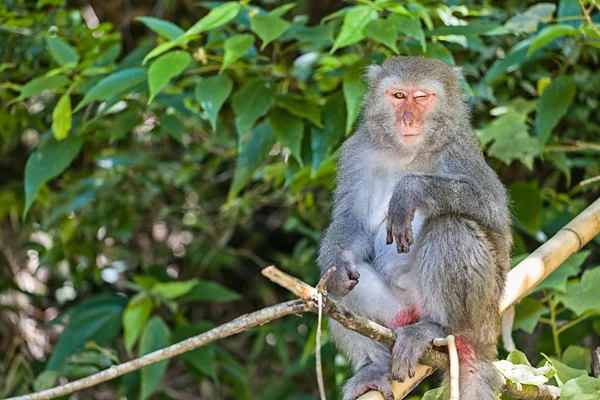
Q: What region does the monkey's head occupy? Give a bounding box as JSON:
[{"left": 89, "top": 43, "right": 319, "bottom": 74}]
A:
[{"left": 363, "top": 56, "right": 467, "bottom": 151}]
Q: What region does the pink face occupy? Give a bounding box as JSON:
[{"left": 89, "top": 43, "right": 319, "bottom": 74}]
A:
[{"left": 386, "top": 86, "right": 436, "bottom": 144}]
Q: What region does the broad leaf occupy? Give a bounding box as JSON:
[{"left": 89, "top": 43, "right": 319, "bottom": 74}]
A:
[
  {"left": 390, "top": 14, "right": 426, "bottom": 51},
  {"left": 137, "top": 16, "right": 185, "bottom": 40},
  {"left": 221, "top": 34, "right": 255, "bottom": 73},
  {"left": 140, "top": 317, "right": 171, "bottom": 400},
  {"left": 172, "top": 322, "right": 217, "bottom": 377},
  {"left": 509, "top": 181, "right": 543, "bottom": 233},
  {"left": 75, "top": 68, "right": 148, "bottom": 112},
  {"left": 331, "top": 5, "right": 376, "bottom": 53},
  {"left": 195, "top": 75, "right": 233, "bottom": 131},
  {"left": 534, "top": 250, "right": 590, "bottom": 293},
  {"left": 24, "top": 136, "right": 83, "bottom": 217},
  {"left": 544, "top": 355, "right": 588, "bottom": 386},
  {"left": 46, "top": 294, "right": 126, "bottom": 370},
  {"left": 311, "top": 93, "right": 346, "bottom": 174},
  {"left": 152, "top": 279, "right": 199, "bottom": 299},
  {"left": 160, "top": 114, "right": 183, "bottom": 142},
  {"left": 46, "top": 36, "right": 79, "bottom": 66},
  {"left": 250, "top": 15, "right": 291, "bottom": 50},
  {"left": 51, "top": 94, "right": 72, "bottom": 140},
  {"left": 343, "top": 63, "right": 367, "bottom": 134},
  {"left": 535, "top": 75, "right": 576, "bottom": 146},
  {"left": 13, "top": 74, "right": 70, "bottom": 103},
  {"left": 228, "top": 119, "right": 276, "bottom": 200},
  {"left": 558, "top": 266, "right": 600, "bottom": 315},
  {"left": 143, "top": 2, "right": 241, "bottom": 63},
  {"left": 365, "top": 18, "right": 399, "bottom": 53},
  {"left": 123, "top": 293, "right": 153, "bottom": 354},
  {"left": 422, "top": 387, "right": 444, "bottom": 400},
  {"left": 183, "top": 281, "right": 241, "bottom": 302},
  {"left": 268, "top": 108, "right": 304, "bottom": 166},
  {"left": 563, "top": 345, "right": 592, "bottom": 372},
  {"left": 561, "top": 375, "right": 600, "bottom": 400},
  {"left": 148, "top": 51, "right": 191, "bottom": 104},
  {"left": 232, "top": 79, "right": 277, "bottom": 139},
  {"left": 513, "top": 298, "right": 548, "bottom": 333},
  {"left": 276, "top": 94, "right": 322, "bottom": 128},
  {"left": 494, "top": 357, "right": 555, "bottom": 386},
  {"left": 528, "top": 24, "right": 578, "bottom": 55},
  {"left": 504, "top": 3, "right": 557, "bottom": 33},
  {"left": 484, "top": 38, "right": 544, "bottom": 84}
]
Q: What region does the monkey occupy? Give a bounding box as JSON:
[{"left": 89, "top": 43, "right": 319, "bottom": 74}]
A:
[{"left": 317, "top": 56, "right": 512, "bottom": 400}]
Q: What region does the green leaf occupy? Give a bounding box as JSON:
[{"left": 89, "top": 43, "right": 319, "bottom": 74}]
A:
[
  {"left": 195, "top": 75, "right": 233, "bottom": 131},
  {"left": 528, "top": 24, "right": 578, "bottom": 55},
  {"left": 148, "top": 51, "right": 191, "bottom": 104},
  {"left": 504, "top": 3, "right": 557, "bottom": 33},
  {"left": 276, "top": 94, "right": 322, "bottom": 128},
  {"left": 509, "top": 181, "right": 543, "bottom": 234},
  {"left": 561, "top": 375, "right": 600, "bottom": 400},
  {"left": 228, "top": 119, "right": 276, "bottom": 200},
  {"left": 544, "top": 355, "right": 588, "bottom": 386},
  {"left": 232, "top": 79, "right": 277, "bottom": 139},
  {"left": 563, "top": 345, "right": 592, "bottom": 372},
  {"left": 269, "top": 108, "right": 304, "bottom": 166},
  {"left": 159, "top": 114, "right": 183, "bottom": 142},
  {"left": 513, "top": 298, "right": 548, "bottom": 333},
  {"left": 558, "top": 0, "right": 584, "bottom": 29},
  {"left": 34, "top": 371, "right": 59, "bottom": 391},
  {"left": 535, "top": 250, "right": 590, "bottom": 293},
  {"left": 139, "top": 317, "right": 171, "bottom": 400},
  {"left": 390, "top": 14, "right": 426, "bottom": 51},
  {"left": 123, "top": 293, "right": 153, "bottom": 354},
  {"left": 535, "top": 75, "right": 576, "bottom": 146},
  {"left": 269, "top": 3, "right": 296, "bottom": 18},
  {"left": 365, "top": 18, "right": 399, "bottom": 53},
  {"left": 152, "top": 279, "right": 199, "bottom": 299},
  {"left": 221, "top": 34, "right": 255, "bottom": 73},
  {"left": 24, "top": 136, "right": 83, "bottom": 217},
  {"left": 343, "top": 63, "right": 367, "bottom": 134},
  {"left": 422, "top": 387, "right": 445, "bottom": 400},
  {"left": 331, "top": 5, "right": 376, "bottom": 53},
  {"left": 183, "top": 281, "right": 241, "bottom": 302},
  {"left": 13, "top": 74, "right": 70, "bottom": 103},
  {"left": 558, "top": 267, "right": 600, "bottom": 315},
  {"left": 136, "top": 16, "right": 185, "bottom": 40},
  {"left": 75, "top": 68, "right": 147, "bottom": 112},
  {"left": 46, "top": 294, "right": 126, "bottom": 370},
  {"left": 250, "top": 15, "right": 291, "bottom": 50},
  {"left": 484, "top": 38, "right": 544, "bottom": 84},
  {"left": 51, "top": 94, "right": 72, "bottom": 140},
  {"left": 172, "top": 323, "right": 217, "bottom": 377},
  {"left": 143, "top": 2, "right": 241, "bottom": 63},
  {"left": 46, "top": 36, "right": 79, "bottom": 67}
]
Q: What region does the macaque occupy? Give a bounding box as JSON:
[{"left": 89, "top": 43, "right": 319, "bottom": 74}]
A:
[{"left": 318, "top": 56, "right": 511, "bottom": 400}]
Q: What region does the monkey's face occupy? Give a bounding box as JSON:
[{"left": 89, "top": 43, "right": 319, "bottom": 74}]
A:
[{"left": 385, "top": 86, "right": 436, "bottom": 145}]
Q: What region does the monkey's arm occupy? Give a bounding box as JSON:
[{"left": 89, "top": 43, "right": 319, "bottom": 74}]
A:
[{"left": 317, "top": 136, "right": 375, "bottom": 295}]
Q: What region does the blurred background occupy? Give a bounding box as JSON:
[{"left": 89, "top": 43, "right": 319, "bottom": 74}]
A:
[{"left": 1, "top": 0, "right": 599, "bottom": 398}]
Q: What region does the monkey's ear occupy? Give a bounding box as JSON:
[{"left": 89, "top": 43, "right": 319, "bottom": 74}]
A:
[{"left": 365, "top": 65, "right": 383, "bottom": 83}]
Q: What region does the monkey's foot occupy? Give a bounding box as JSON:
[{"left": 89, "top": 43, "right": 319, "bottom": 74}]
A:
[
  {"left": 327, "top": 262, "right": 360, "bottom": 297},
  {"left": 392, "top": 322, "right": 444, "bottom": 382},
  {"left": 343, "top": 363, "right": 394, "bottom": 400}
]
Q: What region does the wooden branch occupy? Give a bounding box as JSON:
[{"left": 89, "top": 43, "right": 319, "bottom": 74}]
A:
[
  {"left": 360, "top": 197, "right": 600, "bottom": 400},
  {"left": 6, "top": 300, "right": 309, "bottom": 400}
]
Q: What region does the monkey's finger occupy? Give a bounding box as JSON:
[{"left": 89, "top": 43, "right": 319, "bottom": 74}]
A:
[
  {"left": 347, "top": 267, "right": 360, "bottom": 280},
  {"left": 386, "top": 227, "right": 394, "bottom": 245}
]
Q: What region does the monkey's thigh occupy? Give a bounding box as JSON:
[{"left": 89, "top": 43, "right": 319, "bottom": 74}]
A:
[
  {"left": 413, "top": 216, "right": 496, "bottom": 335},
  {"left": 329, "top": 263, "right": 404, "bottom": 368}
]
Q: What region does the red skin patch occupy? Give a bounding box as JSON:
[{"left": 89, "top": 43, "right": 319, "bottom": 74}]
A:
[
  {"left": 391, "top": 306, "right": 421, "bottom": 329},
  {"left": 455, "top": 336, "right": 476, "bottom": 373}
]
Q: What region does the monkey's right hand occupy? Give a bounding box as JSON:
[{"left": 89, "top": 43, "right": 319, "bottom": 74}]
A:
[{"left": 326, "top": 262, "right": 360, "bottom": 297}]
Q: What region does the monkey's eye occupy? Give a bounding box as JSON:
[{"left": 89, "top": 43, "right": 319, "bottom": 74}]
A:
[
  {"left": 414, "top": 91, "right": 428, "bottom": 99},
  {"left": 393, "top": 92, "right": 406, "bottom": 100}
]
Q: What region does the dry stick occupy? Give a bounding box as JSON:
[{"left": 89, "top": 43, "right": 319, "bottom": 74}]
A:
[
  {"left": 359, "top": 197, "right": 600, "bottom": 400},
  {"left": 6, "top": 300, "right": 309, "bottom": 400}
]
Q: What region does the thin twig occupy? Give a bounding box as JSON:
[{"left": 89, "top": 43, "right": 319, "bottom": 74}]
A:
[
  {"left": 579, "top": 175, "right": 600, "bottom": 187},
  {"left": 579, "top": 0, "right": 600, "bottom": 37},
  {"left": 6, "top": 300, "right": 309, "bottom": 400}
]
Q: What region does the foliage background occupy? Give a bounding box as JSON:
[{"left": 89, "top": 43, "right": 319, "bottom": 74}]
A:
[{"left": 1, "top": 0, "right": 600, "bottom": 398}]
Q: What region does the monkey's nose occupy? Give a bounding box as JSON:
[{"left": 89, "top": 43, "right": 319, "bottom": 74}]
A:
[{"left": 402, "top": 112, "right": 415, "bottom": 126}]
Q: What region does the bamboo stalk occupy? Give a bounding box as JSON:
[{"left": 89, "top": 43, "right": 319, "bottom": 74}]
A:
[{"left": 359, "top": 197, "right": 600, "bottom": 400}]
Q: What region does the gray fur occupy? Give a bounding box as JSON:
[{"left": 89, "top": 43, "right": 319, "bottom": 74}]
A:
[{"left": 317, "top": 56, "right": 511, "bottom": 400}]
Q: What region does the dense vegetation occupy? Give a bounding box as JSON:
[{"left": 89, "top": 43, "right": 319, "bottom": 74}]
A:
[{"left": 1, "top": 0, "right": 599, "bottom": 398}]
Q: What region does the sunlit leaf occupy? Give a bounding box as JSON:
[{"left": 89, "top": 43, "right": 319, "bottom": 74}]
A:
[
  {"left": 221, "top": 34, "right": 255, "bottom": 72},
  {"left": 528, "top": 24, "right": 578, "bottom": 56},
  {"left": 51, "top": 94, "right": 72, "bottom": 140},
  {"left": 330, "top": 5, "right": 376, "bottom": 53},
  {"left": 250, "top": 15, "right": 291, "bottom": 50},
  {"left": 137, "top": 16, "right": 185, "bottom": 40},
  {"left": 12, "top": 74, "right": 70, "bottom": 103},
  {"left": 195, "top": 74, "right": 233, "bottom": 131},
  {"left": 504, "top": 3, "right": 557, "bottom": 33},
  {"left": 558, "top": 267, "right": 600, "bottom": 315},
  {"left": 183, "top": 281, "right": 241, "bottom": 302},
  {"left": 148, "top": 51, "right": 191, "bottom": 104},
  {"left": 123, "top": 293, "right": 153, "bottom": 354},
  {"left": 561, "top": 375, "right": 600, "bottom": 400},
  {"left": 365, "top": 18, "right": 398, "bottom": 53},
  {"left": 534, "top": 75, "right": 576, "bottom": 146},
  {"left": 152, "top": 279, "right": 199, "bottom": 299},
  {"left": 74, "top": 68, "right": 147, "bottom": 111}
]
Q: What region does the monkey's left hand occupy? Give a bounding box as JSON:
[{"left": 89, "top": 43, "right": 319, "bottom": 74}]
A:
[{"left": 386, "top": 200, "right": 415, "bottom": 253}]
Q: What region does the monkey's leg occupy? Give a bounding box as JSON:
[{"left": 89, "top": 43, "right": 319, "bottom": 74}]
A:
[
  {"left": 391, "top": 216, "right": 502, "bottom": 400},
  {"left": 329, "top": 263, "right": 405, "bottom": 400}
]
